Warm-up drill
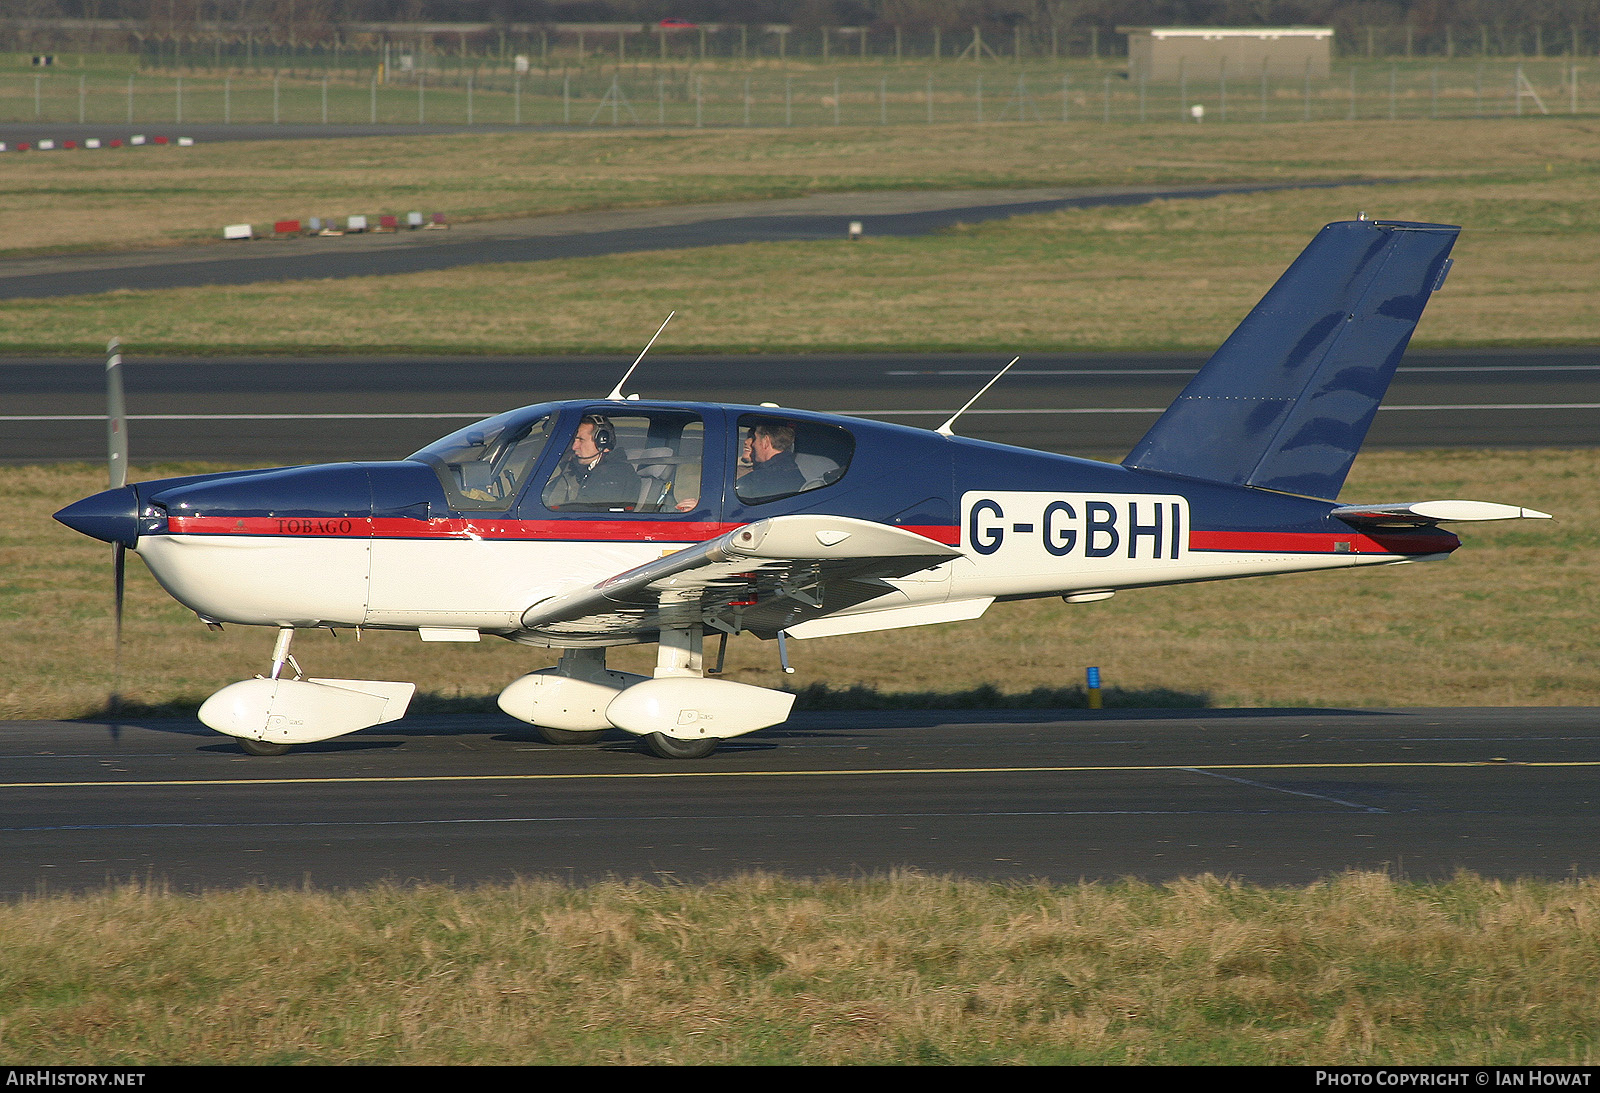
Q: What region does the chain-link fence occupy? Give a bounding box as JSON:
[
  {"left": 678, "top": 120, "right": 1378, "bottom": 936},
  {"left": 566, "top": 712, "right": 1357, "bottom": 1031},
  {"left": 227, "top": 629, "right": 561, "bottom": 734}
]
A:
[
  {"left": 8, "top": 17, "right": 1600, "bottom": 68},
  {"left": 1, "top": 59, "right": 1592, "bottom": 127},
  {"left": 86, "top": 21, "right": 1600, "bottom": 68}
]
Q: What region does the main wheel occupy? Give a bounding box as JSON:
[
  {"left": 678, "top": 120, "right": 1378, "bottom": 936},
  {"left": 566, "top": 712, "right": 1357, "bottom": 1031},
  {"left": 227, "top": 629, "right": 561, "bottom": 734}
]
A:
[
  {"left": 536, "top": 725, "right": 605, "bottom": 745},
  {"left": 238, "top": 738, "right": 291, "bottom": 756},
  {"left": 642, "top": 733, "right": 718, "bottom": 760}
]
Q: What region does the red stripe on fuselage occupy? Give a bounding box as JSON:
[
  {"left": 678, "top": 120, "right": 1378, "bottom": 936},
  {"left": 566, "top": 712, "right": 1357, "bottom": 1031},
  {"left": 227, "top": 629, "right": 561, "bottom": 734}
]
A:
[
  {"left": 164, "top": 516, "right": 966, "bottom": 547},
  {"left": 159, "top": 519, "right": 1450, "bottom": 556},
  {"left": 1188, "top": 529, "right": 1458, "bottom": 555}
]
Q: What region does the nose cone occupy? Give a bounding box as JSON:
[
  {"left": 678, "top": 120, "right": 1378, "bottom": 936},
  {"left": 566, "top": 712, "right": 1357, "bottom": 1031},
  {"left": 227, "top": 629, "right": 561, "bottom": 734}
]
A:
[{"left": 55, "top": 486, "right": 139, "bottom": 547}]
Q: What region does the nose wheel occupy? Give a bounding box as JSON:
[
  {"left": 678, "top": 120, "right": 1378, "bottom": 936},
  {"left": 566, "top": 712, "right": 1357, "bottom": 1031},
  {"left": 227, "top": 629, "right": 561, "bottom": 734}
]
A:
[{"left": 238, "top": 738, "right": 291, "bottom": 756}]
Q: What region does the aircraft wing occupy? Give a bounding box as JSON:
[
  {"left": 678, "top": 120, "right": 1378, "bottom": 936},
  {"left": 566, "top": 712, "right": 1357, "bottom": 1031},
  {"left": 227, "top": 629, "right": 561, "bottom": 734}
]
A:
[
  {"left": 1331, "top": 500, "right": 1552, "bottom": 528},
  {"left": 517, "top": 514, "right": 963, "bottom": 643}
]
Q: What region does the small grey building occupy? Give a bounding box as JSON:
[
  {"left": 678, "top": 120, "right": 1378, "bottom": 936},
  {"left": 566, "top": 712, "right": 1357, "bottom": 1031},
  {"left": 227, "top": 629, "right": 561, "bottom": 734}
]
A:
[{"left": 1120, "top": 27, "right": 1334, "bottom": 82}]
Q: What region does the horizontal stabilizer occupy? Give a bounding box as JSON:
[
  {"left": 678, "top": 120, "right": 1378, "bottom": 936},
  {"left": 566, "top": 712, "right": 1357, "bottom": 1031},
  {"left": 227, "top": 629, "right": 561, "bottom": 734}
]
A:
[
  {"left": 1125, "top": 220, "right": 1460, "bottom": 499},
  {"left": 1331, "top": 500, "right": 1552, "bottom": 527}
]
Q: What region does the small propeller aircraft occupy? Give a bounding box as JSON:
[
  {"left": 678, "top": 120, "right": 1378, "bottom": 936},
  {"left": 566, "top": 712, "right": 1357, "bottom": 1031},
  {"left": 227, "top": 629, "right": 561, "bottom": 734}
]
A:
[{"left": 56, "top": 218, "right": 1550, "bottom": 759}]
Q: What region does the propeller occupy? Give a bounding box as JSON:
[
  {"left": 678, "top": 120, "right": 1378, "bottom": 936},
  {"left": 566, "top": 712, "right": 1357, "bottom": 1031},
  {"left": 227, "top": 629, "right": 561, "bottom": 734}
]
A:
[{"left": 106, "top": 337, "right": 127, "bottom": 716}]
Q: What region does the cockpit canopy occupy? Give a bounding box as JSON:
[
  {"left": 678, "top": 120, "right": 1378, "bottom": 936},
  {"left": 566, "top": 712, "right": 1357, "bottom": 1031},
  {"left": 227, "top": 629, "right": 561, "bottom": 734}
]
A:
[{"left": 406, "top": 401, "right": 876, "bottom": 520}]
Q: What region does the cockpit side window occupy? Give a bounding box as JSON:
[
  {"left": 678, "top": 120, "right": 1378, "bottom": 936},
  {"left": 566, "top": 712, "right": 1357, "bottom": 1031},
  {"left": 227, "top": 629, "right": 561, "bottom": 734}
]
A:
[
  {"left": 734, "top": 415, "right": 854, "bottom": 505},
  {"left": 409, "top": 410, "right": 554, "bottom": 511}
]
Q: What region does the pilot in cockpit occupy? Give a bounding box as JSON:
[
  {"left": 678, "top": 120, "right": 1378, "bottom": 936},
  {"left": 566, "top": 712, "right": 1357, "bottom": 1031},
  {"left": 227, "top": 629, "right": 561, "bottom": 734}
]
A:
[{"left": 542, "top": 415, "right": 641, "bottom": 510}]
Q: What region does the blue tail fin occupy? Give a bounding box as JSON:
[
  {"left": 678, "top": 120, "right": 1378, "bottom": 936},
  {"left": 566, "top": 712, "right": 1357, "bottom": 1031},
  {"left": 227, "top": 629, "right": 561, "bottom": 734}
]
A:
[{"left": 1123, "top": 219, "right": 1459, "bottom": 499}]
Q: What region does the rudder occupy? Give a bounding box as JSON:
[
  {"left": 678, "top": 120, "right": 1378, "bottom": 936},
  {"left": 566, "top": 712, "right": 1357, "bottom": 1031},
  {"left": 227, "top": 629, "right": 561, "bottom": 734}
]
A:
[{"left": 1123, "top": 219, "right": 1459, "bottom": 499}]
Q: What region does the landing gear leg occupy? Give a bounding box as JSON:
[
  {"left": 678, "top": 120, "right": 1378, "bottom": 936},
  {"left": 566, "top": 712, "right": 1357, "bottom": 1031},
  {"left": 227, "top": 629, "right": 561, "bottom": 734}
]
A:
[
  {"left": 641, "top": 626, "right": 719, "bottom": 760},
  {"left": 535, "top": 649, "right": 609, "bottom": 745},
  {"left": 238, "top": 627, "right": 299, "bottom": 757},
  {"left": 269, "top": 625, "right": 300, "bottom": 680}
]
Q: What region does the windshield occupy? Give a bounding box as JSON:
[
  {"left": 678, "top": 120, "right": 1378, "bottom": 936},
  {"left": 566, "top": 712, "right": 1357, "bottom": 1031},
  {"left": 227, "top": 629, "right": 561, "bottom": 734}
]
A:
[{"left": 409, "top": 407, "right": 555, "bottom": 511}]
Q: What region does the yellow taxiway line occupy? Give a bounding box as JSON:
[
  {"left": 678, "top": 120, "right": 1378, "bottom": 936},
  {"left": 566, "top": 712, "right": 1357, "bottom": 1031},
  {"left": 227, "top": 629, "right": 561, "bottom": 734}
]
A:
[{"left": 3, "top": 759, "right": 1598, "bottom": 791}]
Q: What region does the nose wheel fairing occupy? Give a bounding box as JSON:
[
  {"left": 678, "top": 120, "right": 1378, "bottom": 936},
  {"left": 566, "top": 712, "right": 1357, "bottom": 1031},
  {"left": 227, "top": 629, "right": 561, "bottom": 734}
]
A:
[{"left": 199, "top": 676, "right": 416, "bottom": 747}]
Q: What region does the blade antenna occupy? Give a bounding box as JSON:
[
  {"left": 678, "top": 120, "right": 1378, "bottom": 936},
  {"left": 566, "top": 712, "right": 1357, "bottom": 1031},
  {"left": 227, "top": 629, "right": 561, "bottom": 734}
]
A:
[
  {"left": 936, "top": 356, "right": 1019, "bottom": 437},
  {"left": 606, "top": 311, "right": 674, "bottom": 401},
  {"left": 107, "top": 337, "right": 127, "bottom": 489}
]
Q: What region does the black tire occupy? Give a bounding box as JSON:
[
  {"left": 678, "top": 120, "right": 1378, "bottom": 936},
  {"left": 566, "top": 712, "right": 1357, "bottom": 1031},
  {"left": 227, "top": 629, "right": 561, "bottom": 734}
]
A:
[
  {"left": 642, "top": 733, "right": 719, "bottom": 760},
  {"left": 238, "top": 738, "right": 291, "bottom": 756},
  {"left": 536, "top": 725, "right": 605, "bottom": 745}
]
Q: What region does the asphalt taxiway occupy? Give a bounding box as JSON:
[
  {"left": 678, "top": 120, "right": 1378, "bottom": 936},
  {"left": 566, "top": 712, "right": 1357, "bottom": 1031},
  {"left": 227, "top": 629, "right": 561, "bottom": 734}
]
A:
[
  {"left": 3, "top": 348, "right": 1597, "bottom": 463},
  {"left": 0, "top": 179, "right": 1379, "bottom": 299},
  {"left": 3, "top": 707, "right": 1596, "bottom": 896}
]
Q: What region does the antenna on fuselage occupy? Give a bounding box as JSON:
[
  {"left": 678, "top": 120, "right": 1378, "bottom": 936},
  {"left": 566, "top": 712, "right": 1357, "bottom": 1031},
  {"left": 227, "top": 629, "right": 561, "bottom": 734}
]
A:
[
  {"left": 606, "top": 311, "right": 675, "bottom": 401},
  {"left": 936, "top": 356, "right": 1019, "bottom": 437}
]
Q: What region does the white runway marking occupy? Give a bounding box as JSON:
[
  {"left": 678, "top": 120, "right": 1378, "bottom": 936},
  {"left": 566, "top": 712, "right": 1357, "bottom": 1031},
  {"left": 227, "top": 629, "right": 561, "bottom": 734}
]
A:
[
  {"left": 834, "top": 404, "right": 1600, "bottom": 417},
  {"left": 886, "top": 364, "right": 1600, "bottom": 376},
  {"left": 0, "top": 412, "right": 492, "bottom": 422},
  {"left": 7, "top": 404, "right": 1600, "bottom": 423},
  {"left": 1183, "top": 767, "right": 1386, "bottom": 813}
]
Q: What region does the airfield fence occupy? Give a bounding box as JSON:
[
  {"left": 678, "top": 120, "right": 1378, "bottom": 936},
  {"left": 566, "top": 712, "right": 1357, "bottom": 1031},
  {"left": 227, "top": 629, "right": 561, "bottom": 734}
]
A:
[
  {"left": 1, "top": 61, "right": 1596, "bottom": 128},
  {"left": 7, "top": 19, "right": 1600, "bottom": 67}
]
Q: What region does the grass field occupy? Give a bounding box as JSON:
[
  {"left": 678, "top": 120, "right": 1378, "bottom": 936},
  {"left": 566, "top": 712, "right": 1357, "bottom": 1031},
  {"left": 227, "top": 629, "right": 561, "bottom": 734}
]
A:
[
  {"left": 4, "top": 870, "right": 1600, "bottom": 1064},
  {"left": 5, "top": 448, "right": 1591, "bottom": 722},
  {"left": 4, "top": 173, "right": 1597, "bottom": 356},
  {"left": 1, "top": 118, "right": 1596, "bottom": 354},
  {"left": 0, "top": 114, "right": 1592, "bottom": 259}
]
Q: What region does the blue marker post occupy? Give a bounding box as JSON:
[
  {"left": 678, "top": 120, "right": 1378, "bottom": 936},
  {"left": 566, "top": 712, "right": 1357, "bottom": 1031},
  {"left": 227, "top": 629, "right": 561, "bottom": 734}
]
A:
[{"left": 1086, "top": 666, "right": 1102, "bottom": 710}]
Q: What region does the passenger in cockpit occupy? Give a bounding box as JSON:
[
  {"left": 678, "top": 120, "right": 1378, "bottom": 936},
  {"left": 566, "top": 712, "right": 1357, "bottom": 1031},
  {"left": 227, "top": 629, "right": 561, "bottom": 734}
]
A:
[{"left": 736, "top": 422, "right": 806, "bottom": 503}]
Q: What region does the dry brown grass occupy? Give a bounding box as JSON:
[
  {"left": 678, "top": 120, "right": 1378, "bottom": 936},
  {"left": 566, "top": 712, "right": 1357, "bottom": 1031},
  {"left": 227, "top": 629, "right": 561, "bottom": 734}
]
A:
[
  {"left": 3, "top": 870, "right": 1599, "bottom": 1063},
  {"left": 3, "top": 448, "right": 1591, "bottom": 721},
  {"left": 0, "top": 116, "right": 1594, "bottom": 256}
]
